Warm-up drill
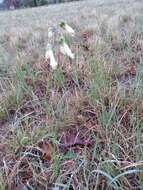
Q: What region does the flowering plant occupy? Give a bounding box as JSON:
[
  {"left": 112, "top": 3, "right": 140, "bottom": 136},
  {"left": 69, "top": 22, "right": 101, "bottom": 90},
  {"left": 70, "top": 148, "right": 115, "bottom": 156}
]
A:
[{"left": 45, "top": 22, "right": 75, "bottom": 70}]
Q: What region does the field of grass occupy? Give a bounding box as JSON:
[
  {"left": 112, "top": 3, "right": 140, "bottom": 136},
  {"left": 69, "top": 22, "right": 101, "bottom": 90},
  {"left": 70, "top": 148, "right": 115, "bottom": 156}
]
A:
[{"left": 1, "top": 0, "right": 143, "bottom": 189}]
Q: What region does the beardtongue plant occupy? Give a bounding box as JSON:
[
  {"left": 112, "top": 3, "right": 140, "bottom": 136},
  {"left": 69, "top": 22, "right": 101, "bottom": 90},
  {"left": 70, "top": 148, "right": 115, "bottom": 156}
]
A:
[{"left": 45, "top": 22, "right": 75, "bottom": 70}]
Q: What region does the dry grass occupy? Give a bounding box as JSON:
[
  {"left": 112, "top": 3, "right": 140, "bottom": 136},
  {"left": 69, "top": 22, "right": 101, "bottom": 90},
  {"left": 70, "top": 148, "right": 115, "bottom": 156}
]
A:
[{"left": 1, "top": 0, "right": 143, "bottom": 189}]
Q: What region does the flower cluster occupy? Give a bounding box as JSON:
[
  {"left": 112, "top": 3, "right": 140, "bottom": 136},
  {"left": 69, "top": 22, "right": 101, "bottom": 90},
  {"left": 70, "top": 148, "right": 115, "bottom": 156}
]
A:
[{"left": 45, "top": 22, "right": 75, "bottom": 70}]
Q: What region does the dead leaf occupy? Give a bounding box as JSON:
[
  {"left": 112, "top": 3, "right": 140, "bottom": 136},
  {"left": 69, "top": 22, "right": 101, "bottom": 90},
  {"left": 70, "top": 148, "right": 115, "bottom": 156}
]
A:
[
  {"left": 59, "top": 129, "right": 91, "bottom": 152},
  {"left": 38, "top": 141, "right": 52, "bottom": 161},
  {"left": 127, "top": 65, "right": 136, "bottom": 76}
]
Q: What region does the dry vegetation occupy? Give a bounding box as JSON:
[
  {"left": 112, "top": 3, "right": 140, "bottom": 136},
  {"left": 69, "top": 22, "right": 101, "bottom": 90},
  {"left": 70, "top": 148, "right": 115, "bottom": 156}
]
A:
[{"left": 1, "top": 0, "right": 143, "bottom": 189}]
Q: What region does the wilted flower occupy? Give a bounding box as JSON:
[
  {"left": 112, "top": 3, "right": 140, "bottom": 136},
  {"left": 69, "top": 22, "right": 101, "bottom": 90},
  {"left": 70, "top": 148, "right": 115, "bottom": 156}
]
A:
[
  {"left": 60, "top": 22, "right": 75, "bottom": 36},
  {"left": 45, "top": 43, "right": 58, "bottom": 70},
  {"left": 59, "top": 37, "right": 74, "bottom": 59}
]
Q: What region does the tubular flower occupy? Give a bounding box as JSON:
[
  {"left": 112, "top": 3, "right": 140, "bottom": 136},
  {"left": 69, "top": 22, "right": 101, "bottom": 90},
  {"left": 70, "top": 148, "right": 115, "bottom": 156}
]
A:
[
  {"left": 45, "top": 44, "right": 58, "bottom": 70},
  {"left": 48, "top": 27, "right": 54, "bottom": 39},
  {"left": 59, "top": 37, "right": 74, "bottom": 59},
  {"left": 60, "top": 22, "right": 75, "bottom": 36}
]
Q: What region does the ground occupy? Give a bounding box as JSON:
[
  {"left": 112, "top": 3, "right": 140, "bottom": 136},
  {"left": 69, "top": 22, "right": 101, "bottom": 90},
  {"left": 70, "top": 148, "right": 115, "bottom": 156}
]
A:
[{"left": 1, "top": 0, "right": 143, "bottom": 189}]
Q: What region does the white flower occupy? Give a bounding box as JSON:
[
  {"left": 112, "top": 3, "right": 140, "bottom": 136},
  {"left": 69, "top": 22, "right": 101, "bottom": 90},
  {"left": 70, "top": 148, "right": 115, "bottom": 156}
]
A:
[
  {"left": 60, "top": 22, "right": 75, "bottom": 36},
  {"left": 60, "top": 38, "right": 74, "bottom": 59},
  {"left": 45, "top": 44, "right": 58, "bottom": 70},
  {"left": 64, "top": 24, "right": 75, "bottom": 36},
  {"left": 48, "top": 27, "right": 54, "bottom": 39}
]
